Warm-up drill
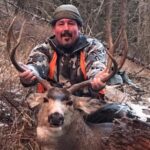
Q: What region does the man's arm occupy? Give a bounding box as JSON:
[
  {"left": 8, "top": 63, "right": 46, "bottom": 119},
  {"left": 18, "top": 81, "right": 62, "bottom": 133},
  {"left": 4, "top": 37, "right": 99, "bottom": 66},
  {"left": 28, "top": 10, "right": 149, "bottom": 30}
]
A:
[
  {"left": 85, "top": 38, "right": 108, "bottom": 91},
  {"left": 20, "top": 42, "right": 51, "bottom": 87}
]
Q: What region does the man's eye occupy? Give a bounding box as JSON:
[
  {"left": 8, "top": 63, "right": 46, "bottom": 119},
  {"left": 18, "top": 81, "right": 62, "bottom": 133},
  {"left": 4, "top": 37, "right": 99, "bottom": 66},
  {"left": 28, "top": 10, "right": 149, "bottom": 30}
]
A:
[
  {"left": 57, "top": 23, "right": 64, "bottom": 26},
  {"left": 69, "top": 22, "right": 76, "bottom": 25}
]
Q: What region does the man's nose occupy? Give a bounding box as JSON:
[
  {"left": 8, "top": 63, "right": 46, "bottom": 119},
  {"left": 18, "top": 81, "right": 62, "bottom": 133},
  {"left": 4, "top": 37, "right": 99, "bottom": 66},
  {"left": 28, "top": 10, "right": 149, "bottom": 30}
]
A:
[{"left": 64, "top": 23, "right": 69, "bottom": 30}]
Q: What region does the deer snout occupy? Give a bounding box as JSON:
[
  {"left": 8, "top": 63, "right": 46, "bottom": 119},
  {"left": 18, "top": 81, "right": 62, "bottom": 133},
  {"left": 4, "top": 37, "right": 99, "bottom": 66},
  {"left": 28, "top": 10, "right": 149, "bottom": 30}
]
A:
[{"left": 48, "top": 112, "right": 64, "bottom": 127}]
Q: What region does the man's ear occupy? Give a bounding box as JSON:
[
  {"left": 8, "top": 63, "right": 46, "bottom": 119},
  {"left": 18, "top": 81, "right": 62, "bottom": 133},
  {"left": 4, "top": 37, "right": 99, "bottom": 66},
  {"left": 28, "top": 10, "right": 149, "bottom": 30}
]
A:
[
  {"left": 78, "top": 27, "right": 81, "bottom": 34},
  {"left": 26, "top": 93, "right": 46, "bottom": 108},
  {"left": 74, "top": 97, "right": 102, "bottom": 114}
]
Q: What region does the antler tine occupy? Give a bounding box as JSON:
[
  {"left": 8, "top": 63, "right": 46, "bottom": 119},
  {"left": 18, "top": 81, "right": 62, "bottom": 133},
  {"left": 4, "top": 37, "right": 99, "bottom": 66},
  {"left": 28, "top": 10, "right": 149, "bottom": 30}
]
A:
[
  {"left": 113, "top": 27, "right": 123, "bottom": 51},
  {"left": 67, "top": 80, "right": 91, "bottom": 93},
  {"left": 117, "top": 30, "right": 128, "bottom": 70},
  {"left": 6, "top": 16, "right": 17, "bottom": 54},
  {"left": 102, "top": 49, "right": 118, "bottom": 82},
  {"left": 10, "top": 19, "right": 26, "bottom": 72},
  {"left": 8, "top": 17, "right": 51, "bottom": 91},
  {"left": 68, "top": 49, "right": 118, "bottom": 94}
]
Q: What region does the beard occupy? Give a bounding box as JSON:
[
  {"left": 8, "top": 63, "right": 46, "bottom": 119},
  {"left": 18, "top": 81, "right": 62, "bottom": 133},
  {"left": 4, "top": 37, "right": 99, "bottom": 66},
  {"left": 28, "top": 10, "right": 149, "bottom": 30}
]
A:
[
  {"left": 54, "top": 30, "right": 79, "bottom": 52},
  {"left": 60, "top": 30, "right": 77, "bottom": 49}
]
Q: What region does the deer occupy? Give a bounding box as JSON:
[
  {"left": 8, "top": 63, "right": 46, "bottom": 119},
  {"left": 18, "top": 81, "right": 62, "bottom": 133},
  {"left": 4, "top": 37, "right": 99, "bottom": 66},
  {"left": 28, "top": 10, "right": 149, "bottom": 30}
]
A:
[{"left": 6, "top": 17, "right": 140, "bottom": 150}]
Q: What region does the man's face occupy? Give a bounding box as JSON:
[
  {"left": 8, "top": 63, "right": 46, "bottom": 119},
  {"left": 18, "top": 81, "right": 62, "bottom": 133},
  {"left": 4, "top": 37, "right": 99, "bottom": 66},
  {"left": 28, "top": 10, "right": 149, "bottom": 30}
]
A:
[{"left": 52, "top": 18, "right": 80, "bottom": 48}]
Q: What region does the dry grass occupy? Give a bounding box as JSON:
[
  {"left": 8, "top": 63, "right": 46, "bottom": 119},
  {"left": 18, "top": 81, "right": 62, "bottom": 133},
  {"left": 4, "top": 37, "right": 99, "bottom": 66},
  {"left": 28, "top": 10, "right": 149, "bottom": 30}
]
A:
[
  {"left": 0, "top": 14, "right": 52, "bottom": 149},
  {"left": 0, "top": 105, "right": 40, "bottom": 150}
]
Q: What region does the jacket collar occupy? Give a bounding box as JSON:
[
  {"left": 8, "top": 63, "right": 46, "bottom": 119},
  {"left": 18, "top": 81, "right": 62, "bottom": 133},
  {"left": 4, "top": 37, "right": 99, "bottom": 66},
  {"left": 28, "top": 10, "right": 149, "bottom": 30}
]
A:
[{"left": 48, "top": 34, "right": 90, "bottom": 55}]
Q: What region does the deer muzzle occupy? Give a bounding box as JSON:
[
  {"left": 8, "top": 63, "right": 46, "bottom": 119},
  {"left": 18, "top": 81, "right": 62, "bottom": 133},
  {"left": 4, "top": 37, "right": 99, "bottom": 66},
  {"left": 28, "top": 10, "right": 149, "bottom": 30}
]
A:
[{"left": 48, "top": 112, "right": 64, "bottom": 127}]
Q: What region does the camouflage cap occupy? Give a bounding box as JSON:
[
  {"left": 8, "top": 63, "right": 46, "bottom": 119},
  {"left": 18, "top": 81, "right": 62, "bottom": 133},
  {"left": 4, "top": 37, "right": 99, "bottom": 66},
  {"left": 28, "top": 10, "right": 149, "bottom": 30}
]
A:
[{"left": 50, "top": 4, "right": 83, "bottom": 26}]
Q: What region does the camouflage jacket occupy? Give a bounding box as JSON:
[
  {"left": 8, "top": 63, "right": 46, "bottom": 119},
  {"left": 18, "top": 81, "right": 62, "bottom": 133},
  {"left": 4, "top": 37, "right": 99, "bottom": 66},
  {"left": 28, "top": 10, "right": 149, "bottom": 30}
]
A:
[{"left": 23, "top": 34, "right": 107, "bottom": 96}]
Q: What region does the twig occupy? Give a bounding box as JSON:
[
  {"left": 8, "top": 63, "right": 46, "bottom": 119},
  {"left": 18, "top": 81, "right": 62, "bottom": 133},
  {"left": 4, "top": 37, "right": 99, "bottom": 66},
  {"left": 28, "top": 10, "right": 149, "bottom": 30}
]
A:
[
  {"left": 6, "top": 0, "right": 50, "bottom": 23},
  {"left": 2, "top": 94, "right": 21, "bottom": 113},
  {"left": 134, "top": 63, "right": 150, "bottom": 76}
]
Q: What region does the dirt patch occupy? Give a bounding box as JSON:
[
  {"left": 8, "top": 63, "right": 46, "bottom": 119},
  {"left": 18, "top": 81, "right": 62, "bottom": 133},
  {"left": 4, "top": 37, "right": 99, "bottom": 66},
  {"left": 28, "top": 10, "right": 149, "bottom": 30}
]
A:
[{"left": 122, "top": 59, "right": 150, "bottom": 100}]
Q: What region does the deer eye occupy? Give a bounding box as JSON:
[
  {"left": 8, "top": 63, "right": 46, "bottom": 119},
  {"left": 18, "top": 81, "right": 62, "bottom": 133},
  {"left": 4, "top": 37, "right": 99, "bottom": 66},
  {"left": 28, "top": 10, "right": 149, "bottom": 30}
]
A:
[
  {"left": 66, "top": 100, "right": 73, "bottom": 106},
  {"left": 43, "top": 97, "right": 49, "bottom": 103}
]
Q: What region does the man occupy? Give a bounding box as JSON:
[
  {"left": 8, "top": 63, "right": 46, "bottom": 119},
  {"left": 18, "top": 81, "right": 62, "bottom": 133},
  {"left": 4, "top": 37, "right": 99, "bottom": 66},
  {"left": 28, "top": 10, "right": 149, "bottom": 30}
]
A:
[{"left": 19, "top": 4, "right": 108, "bottom": 98}]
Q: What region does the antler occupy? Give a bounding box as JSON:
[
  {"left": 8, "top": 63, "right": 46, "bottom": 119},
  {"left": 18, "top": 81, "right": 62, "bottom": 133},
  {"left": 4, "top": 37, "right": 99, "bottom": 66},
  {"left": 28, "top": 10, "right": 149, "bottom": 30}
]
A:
[
  {"left": 68, "top": 49, "right": 118, "bottom": 94},
  {"left": 105, "top": 0, "right": 128, "bottom": 71},
  {"left": 7, "top": 17, "right": 51, "bottom": 90}
]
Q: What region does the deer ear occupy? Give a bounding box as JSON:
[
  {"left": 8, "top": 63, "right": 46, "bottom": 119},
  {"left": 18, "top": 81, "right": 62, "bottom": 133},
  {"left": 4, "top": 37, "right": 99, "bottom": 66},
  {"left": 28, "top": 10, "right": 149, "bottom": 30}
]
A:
[
  {"left": 26, "top": 93, "right": 46, "bottom": 108},
  {"left": 74, "top": 97, "right": 101, "bottom": 114}
]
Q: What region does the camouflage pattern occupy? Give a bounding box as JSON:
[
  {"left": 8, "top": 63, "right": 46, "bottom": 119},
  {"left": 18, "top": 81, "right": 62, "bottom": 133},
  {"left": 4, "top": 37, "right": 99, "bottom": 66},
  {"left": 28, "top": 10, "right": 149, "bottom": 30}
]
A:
[{"left": 24, "top": 34, "right": 107, "bottom": 95}]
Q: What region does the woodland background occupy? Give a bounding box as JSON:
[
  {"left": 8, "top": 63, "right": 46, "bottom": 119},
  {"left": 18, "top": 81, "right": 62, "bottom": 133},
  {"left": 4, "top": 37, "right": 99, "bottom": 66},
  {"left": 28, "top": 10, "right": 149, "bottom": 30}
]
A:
[
  {"left": 0, "top": 0, "right": 150, "bottom": 149},
  {"left": 0, "top": 0, "right": 150, "bottom": 64}
]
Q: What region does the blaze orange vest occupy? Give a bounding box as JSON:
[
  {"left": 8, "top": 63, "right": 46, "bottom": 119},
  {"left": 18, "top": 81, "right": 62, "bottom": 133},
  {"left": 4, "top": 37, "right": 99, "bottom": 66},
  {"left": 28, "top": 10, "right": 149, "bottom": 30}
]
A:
[{"left": 37, "top": 51, "right": 105, "bottom": 95}]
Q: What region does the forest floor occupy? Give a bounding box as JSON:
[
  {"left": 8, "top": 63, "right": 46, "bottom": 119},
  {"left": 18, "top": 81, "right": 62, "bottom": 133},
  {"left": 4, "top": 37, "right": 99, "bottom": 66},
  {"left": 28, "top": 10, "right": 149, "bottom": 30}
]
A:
[{"left": 105, "top": 58, "right": 150, "bottom": 121}]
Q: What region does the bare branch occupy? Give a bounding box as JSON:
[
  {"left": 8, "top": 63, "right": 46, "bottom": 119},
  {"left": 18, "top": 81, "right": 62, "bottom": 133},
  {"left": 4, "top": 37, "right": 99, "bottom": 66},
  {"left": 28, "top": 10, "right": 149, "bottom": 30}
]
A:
[{"left": 5, "top": 0, "right": 49, "bottom": 23}]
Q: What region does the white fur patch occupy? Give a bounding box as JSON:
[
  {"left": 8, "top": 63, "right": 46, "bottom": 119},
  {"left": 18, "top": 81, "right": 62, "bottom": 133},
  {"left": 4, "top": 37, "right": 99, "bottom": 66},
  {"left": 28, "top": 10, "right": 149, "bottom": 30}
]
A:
[
  {"left": 50, "top": 100, "right": 64, "bottom": 115},
  {"left": 37, "top": 126, "right": 63, "bottom": 141}
]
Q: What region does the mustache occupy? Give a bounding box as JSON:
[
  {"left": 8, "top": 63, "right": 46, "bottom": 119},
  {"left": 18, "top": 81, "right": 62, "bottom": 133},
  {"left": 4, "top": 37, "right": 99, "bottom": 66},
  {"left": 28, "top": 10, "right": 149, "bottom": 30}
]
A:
[{"left": 61, "top": 30, "right": 72, "bottom": 37}]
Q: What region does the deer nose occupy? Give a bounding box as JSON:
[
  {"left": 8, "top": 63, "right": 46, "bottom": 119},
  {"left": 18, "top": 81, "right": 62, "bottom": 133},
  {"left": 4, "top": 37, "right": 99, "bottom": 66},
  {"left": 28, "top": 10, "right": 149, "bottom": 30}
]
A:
[{"left": 48, "top": 112, "right": 64, "bottom": 127}]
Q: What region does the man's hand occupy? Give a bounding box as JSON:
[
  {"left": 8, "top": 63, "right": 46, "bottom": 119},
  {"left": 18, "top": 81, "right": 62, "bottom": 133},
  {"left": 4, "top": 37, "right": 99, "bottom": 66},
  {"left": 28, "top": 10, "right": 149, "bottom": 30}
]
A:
[
  {"left": 19, "top": 64, "right": 37, "bottom": 85},
  {"left": 19, "top": 70, "right": 36, "bottom": 81},
  {"left": 91, "top": 68, "right": 109, "bottom": 90}
]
